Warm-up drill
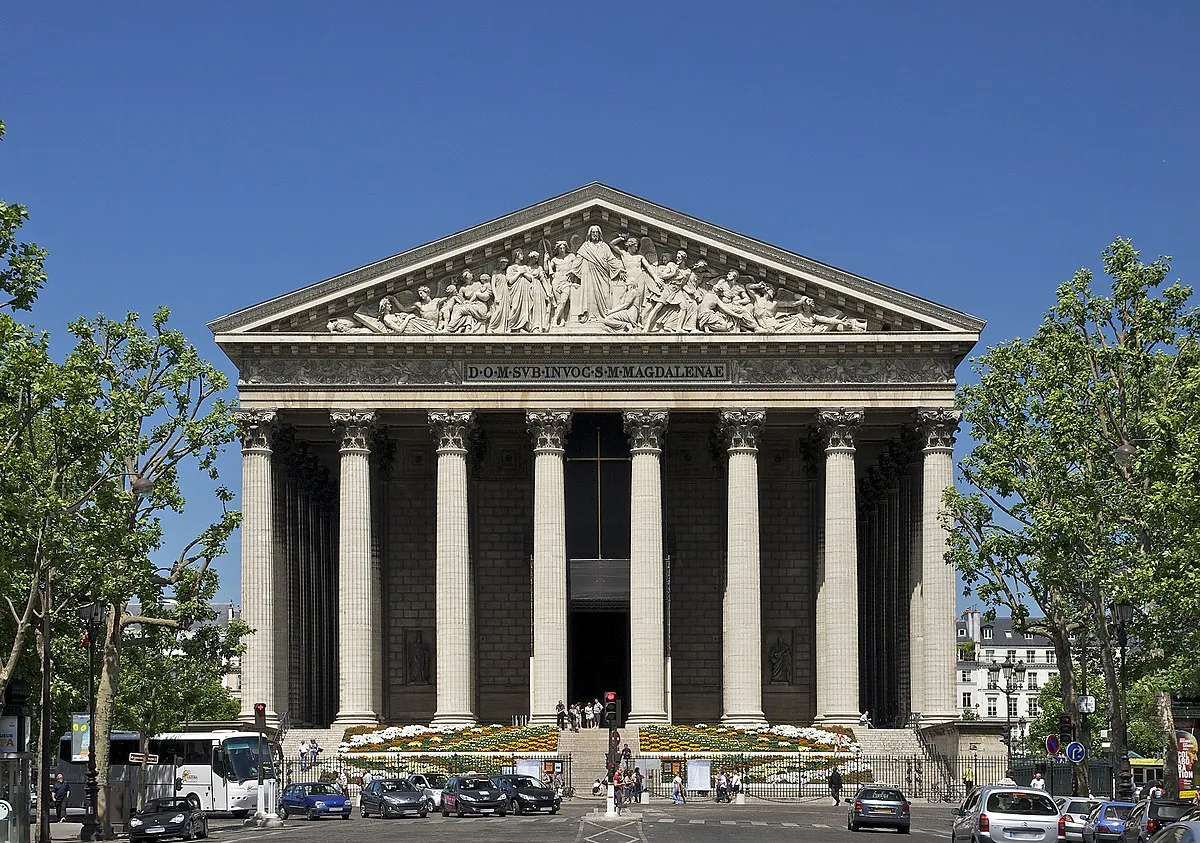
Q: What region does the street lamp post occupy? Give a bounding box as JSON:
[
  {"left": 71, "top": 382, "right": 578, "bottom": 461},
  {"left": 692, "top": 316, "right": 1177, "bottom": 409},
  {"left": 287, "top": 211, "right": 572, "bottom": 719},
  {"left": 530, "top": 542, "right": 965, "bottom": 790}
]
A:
[
  {"left": 1113, "top": 601, "right": 1135, "bottom": 800},
  {"left": 77, "top": 601, "right": 108, "bottom": 843},
  {"left": 989, "top": 658, "right": 1028, "bottom": 771}
]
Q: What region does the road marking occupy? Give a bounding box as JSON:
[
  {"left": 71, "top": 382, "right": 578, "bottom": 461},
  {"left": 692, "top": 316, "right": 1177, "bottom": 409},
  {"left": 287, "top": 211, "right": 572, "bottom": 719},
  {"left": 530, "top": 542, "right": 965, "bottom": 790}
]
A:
[
  {"left": 689, "top": 818, "right": 705, "bottom": 823},
  {"left": 814, "top": 822, "right": 832, "bottom": 828},
  {"left": 721, "top": 820, "right": 737, "bottom": 825},
  {"left": 782, "top": 822, "right": 799, "bottom": 827},
  {"left": 751, "top": 820, "right": 767, "bottom": 825},
  {"left": 657, "top": 818, "right": 675, "bottom": 823}
]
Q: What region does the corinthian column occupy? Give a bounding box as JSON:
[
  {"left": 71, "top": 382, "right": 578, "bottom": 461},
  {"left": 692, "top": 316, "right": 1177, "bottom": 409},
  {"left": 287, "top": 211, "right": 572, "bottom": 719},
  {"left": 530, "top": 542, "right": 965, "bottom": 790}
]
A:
[
  {"left": 719, "top": 409, "right": 767, "bottom": 728},
  {"left": 624, "top": 410, "right": 669, "bottom": 725},
  {"left": 332, "top": 410, "right": 379, "bottom": 725},
  {"left": 917, "top": 408, "right": 961, "bottom": 724},
  {"left": 526, "top": 411, "right": 571, "bottom": 726},
  {"left": 817, "top": 408, "right": 863, "bottom": 725},
  {"left": 430, "top": 411, "right": 477, "bottom": 727},
  {"left": 234, "top": 409, "right": 279, "bottom": 723}
]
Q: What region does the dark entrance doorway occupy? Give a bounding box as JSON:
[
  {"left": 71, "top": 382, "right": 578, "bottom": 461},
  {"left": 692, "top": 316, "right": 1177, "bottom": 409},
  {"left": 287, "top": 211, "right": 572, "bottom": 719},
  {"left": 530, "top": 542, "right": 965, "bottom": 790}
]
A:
[{"left": 567, "top": 610, "right": 630, "bottom": 707}]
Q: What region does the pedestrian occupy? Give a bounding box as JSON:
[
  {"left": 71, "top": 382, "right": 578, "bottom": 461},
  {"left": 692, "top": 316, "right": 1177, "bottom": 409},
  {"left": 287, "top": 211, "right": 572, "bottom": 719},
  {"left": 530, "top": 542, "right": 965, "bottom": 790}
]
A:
[
  {"left": 828, "top": 768, "right": 843, "bottom": 805},
  {"left": 1029, "top": 772, "right": 1047, "bottom": 791},
  {"left": 621, "top": 744, "right": 633, "bottom": 773},
  {"left": 613, "top": 767, "right": 625, "bottom": 811},
  {"left": 309, "top": 739, "right": 321, "bottom": 768},
  {"left": 672, "top": 772, "right": 686, "bottom": 805},
  {"left": 51, "top": 774, "right": 70, "bottom": 822},
  {"left": 859, "top": 710, "right": 873, "bottom": 729},
  {"left": 716, "top": 770, "right": 728, "bottom": 803},
  {"left": 362, "top": 770, "right": 374, "bottom": 789},
  {"left": 581, "top": 702, "right": 591, "bottom": 729},
  {"left": 730, "top": 770, "right": 742, "bottom": 801},
  {"left": 634, "top": 767, "right": 644, "bottom": 803},
  {"left": 963, "top": 767, "right": 974, "bottom": 793},
  {"left": 592, "top": 698, "right": 602, "bottom": 728},
  {"left": 556, "top": 700, "right": 567, "bottom": 730},
  {"left": 592, "top": 778, "right": 604, "bottom": 796},
  {"left": 569, "top": 704, "right": 579, "bottom": 731},
  {"left": 335, "top": 769, "right": 348, "bottom": 794},
  {"left": 298, "top": 738, "right": 309, "bottom": 771}
]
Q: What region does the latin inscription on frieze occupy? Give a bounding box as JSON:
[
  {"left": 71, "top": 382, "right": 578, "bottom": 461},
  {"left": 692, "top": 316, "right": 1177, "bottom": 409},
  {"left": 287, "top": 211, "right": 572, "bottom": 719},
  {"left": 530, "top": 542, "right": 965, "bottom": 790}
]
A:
[{"left": 463, "top": 362, "right": 730, "bottom": 383}]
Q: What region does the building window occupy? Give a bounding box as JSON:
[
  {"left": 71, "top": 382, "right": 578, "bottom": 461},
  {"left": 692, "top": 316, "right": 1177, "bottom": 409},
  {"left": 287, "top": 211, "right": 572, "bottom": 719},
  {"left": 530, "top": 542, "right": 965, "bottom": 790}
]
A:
[
  {"left": 958, "top": 628, "right": 967, "bottom": 637},
  {"left": 1026, "top": 650, "right": 1036, "bottom": 663},
  {"left": 1046, "top": 651, "right": 1056, "bottom": 664},
  {"left": 985, "top": 649, "right": 995, "bottom": 661},
  {"left": 1028, "top": 698, "right": 1040, "bottom": 717},
  {"left": 963, "top": 692, "right": 973, "bottom": 709},
  {"left": 1025, "top": 632, "right": 1034, "bottom": 640},
  {"left": 1028, "top": 673, "right": 1039, "bottom": 690},
  {"left": 961, "top": 670, "right": 973, "bottom": 683},
  {"left": 1008, "top": 697, "right": 1019, "bottom": 718},
  {"left": 1007, "top": 649, "right": 1018, "bottom": 663},
  {"left": 987, "top": 697, "right": 998, "bottom": 717},
  {"left": 1048, "top": 671, "right": 1058, "bottom": 683},
  {"left": 982, "top": 627, "right": 993, "bottom": 640}
]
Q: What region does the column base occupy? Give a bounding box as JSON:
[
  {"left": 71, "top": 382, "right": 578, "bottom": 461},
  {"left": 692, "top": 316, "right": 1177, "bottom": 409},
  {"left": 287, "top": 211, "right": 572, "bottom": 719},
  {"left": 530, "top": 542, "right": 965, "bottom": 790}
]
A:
[
  {"left": 528, "top": 713, "right": 559, "bottom": 727},
  {"left": 430, "top": 713, "right": 477, "bottom": 728},
  {"left": 818, "top": 712, "right": 864, "bottom": 727},
  {"left": 625, "top": 712, "right": 669, "bottom": 726},
  {"left": 333, "top": 711, "right": 380, "bottom": 728},
  {"left": 919, "top": 709, "right": 960, "bottom": 726},
  {"left": 720, "top": 712, "right": 768, "bottom": 729}
]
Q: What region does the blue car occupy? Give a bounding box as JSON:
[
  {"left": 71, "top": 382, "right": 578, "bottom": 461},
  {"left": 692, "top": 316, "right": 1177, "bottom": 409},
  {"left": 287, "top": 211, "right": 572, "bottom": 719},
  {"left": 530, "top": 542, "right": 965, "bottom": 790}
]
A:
[
  {"left": 1082, "top": 801, "right": 1134, "bottom": 843},
  {"left": 278, "top": 782, "right": 353, "bottom": 820}
]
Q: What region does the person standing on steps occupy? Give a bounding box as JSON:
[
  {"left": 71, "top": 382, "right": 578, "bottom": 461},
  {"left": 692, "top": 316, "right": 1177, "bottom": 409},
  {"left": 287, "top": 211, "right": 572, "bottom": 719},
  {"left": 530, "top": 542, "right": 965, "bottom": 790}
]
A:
[
  {"left": 556, "top": 700, "right": 566, "bottom": 730},
  {"left": 828, "top": 768, "right": 844, "bottom": 805}
]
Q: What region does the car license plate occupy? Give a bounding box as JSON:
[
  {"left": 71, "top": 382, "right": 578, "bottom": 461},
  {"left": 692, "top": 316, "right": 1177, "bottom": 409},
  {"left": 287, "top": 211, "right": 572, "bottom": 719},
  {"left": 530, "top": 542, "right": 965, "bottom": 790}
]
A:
[
  {"left": 1009, "top": 831, "right": 1042, "bottom": 839},
  {"left": 146, "top": 828, "right": 165, "bottom": 834},
  {"left": 480, "top": 808, "right": 494, "bottom": 814},
  {"left": 873, "top": 808, "right": 895, "bottom": 813}
]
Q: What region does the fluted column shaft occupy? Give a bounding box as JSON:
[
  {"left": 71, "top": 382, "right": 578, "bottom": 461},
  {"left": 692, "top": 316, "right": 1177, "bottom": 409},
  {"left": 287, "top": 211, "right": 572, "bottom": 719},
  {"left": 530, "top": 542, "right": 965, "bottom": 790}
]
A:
[
  {"left": 818, "top": 409, "right": 863, "bottom": 724},
  {"left": 720, "top": 410, "right": 767, "bottom": 727},
  {"left": 918, "top": 408, "right": 961, "bottom": 723},
  {"left": 332, "top": 411, "right": 378, "bottom": 725},
  {"left": 624, "top": 411, "right": 669, "bottom": 725},
  {"left": 234, "top": 410, "right": 279, "bottom": 722},
  {"left": 907, "top": 464, "right": 925, "bottom": 718},
  {"left": 527, "top": 411, "right": 571, "bottom": 725},
  {"left": 430, "top": 411, "right": 477, "bottom": 727}
]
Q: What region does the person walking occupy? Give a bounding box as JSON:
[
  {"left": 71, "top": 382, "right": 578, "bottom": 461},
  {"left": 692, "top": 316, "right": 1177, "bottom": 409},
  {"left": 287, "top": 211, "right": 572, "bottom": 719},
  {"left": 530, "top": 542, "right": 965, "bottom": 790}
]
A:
[
  {"left": 716, "top": 770, "right": 729, "bottom": 804},
  {"left": 51, "top": 774, "right": 70, "bottom": 822},
  {"left": 1029, "top": 772, "right": 1047, "bottom": 791},
  {"left": 308, "top": 739, "right": 321, "bottom": 769},
  {"left": 633, "top": 767, "right": 644, "bottom": 804},
  {"left": 298, "top": 739, "right": 310, "bottom": 771},
  {"left": 828, "top": 768, "right": 844, "bottom": 805},
  {"left": 672, "top": 772, "right": 686, "bottom": 805},
  {"left": 730, "top": 770, "right": 742, "bottom": 801}
]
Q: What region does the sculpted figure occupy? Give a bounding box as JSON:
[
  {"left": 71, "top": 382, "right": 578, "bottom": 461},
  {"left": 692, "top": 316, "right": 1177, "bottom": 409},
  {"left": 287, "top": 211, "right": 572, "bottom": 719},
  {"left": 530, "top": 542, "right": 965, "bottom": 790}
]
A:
[
  {"left": 768, "top": 636, "right": 792, "bottom": 684},
  {"left": 772, "top": 294, "right": 868, "bottom": 334},
  {"left": 617, "top": 236, "right": 656, "bottom": 308},
  {"left": 644, "top": 250, "right": 700, "bottom": 333},
  {"left": 574, "top": 225, "right": 623, "bottom": 321},
  {"left": 488, "top": 256, "right": 511, "bottom": 332},
  {"left": 408, "top": 631, "right": 431, "bottom": 685},
  {"left": 505, "top": 249, "right": 535, "bottom": 332},
  {"left": 525, "top": 250, "right": 553, "bottom": 332},
  {"left": 446, "top": 270, "right": 493, "bottom": 333},
  {"left": 696, "top": 283, "right": 736, "bottom": 333},
  {"left": 549, "top": 240, "right": 582, "bottom": 327},
  {"left": 383, "top": 286, "right": 442, "bottom": 333},
  {"left": 602, "top": 273, "right": 642, "bottom": 332},
  {"left": 713, "top": 270, "right": 761, "bottom": 332},
  {"left": 327, "top": 317, "right": 372, "bottom": 334},
  {"left": 438, "top": 283, "right": 460, "bottom": 331}
]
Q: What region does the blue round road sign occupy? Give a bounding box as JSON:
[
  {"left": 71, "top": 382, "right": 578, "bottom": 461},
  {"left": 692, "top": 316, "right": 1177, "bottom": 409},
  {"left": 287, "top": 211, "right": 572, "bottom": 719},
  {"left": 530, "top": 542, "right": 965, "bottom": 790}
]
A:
[
  {"left": 1046, "top": 734, "right": 1060, "bottom": 755},
  {"left": 1066, "top": 741, "right": 1087, "bottom": 763}
]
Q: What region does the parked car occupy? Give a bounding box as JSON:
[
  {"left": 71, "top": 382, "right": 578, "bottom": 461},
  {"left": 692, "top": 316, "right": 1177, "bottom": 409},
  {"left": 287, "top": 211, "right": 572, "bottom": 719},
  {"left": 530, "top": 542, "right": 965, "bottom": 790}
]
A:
[
  {"left": 128, "top": 796, "right": 209, "bottom": 841},
  {"left": 951, "top": 786, "right": 1062, "bottom": 843},
  {"left": 278, "top": 781, "right": 353, "bottom": 820},
  {"left": 440, "top": 776, "right": 508, "bottom": 817},
  {"left": 489, "top": 774, "right": 560, "bottom": 815},
  {"left": 1058, "top": 796, "right": 1107, "bottom": 842},
  {"left": 846, "top": 785, "right": 911, "bottom": 833},
  {"left": 407, "top": 772, "right": 448, "bottom": 808},
  {"left": 1121, "top": 799, "right": 1193, "bottom": 842},
  {"left": 359, "top": 778, "right": 429, "bottom": 819},
  {"left": 1082, "top": 801, "right": 1135, "bottom": 843},
  {"left": 1145, "top": 821, "right": 1200, "bottom": 842}
]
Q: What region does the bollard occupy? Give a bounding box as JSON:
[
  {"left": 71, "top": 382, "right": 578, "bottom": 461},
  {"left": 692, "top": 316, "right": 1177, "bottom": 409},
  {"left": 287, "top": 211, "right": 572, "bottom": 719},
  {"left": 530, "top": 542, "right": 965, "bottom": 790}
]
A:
[{"left": 605, "top": 784, "right": 619, "bottom": 818}]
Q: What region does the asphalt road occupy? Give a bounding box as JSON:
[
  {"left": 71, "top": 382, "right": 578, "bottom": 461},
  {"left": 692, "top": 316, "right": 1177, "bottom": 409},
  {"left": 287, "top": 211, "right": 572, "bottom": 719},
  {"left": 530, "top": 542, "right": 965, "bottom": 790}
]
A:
[{"left": 201, "top": 799, "right": 957, "bottom": 842}]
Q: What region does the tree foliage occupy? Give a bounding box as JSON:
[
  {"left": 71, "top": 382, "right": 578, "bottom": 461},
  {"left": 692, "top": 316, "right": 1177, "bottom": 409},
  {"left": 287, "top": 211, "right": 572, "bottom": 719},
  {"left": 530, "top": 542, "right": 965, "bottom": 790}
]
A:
[{"left": 947, "top": 238, "right": 1200, "bottom": 794}]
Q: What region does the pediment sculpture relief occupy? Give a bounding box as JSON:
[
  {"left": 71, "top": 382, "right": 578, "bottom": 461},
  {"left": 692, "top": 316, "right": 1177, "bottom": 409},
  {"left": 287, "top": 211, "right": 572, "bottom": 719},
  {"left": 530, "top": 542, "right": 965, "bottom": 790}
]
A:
[{"left": 326, "top": 227, "right": 869, "bottom": 336}]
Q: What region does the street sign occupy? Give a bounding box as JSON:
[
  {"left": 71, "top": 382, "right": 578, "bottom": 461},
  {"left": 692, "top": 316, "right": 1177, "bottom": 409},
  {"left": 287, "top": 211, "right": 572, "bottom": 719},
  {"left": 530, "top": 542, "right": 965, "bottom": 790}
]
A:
[
  {"left": 1078, "top": 695, "right": 1097, "bottom": 714},
  {"left": 128, "top": 752, "right": 160, "bottom": 764},
  {"left": 1046, "top": 734, "right": 1060, "bottom": 755},
  {"left": 1066, "top": 741, "right": 1087, "bottom": 763}
]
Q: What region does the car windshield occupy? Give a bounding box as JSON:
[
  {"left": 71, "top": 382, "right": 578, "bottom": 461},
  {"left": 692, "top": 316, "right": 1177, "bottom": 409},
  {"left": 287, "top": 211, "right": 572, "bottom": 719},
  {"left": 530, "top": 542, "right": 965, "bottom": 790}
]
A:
[
  {"left": 1152, "top": 804, "right": 1191, "bottom": 822},
  {"left": 462, "top": 778, "right": 492, "bottom": 790},
  {"left": 1106, "top": 805, "right": 1132, "bottom": 819},
  {"left": 143, "top": 798, "right": 191, "bottom": 813},
  {"left": 381, "top": 780, "right": 416, "bottom": 792},
  {"left": 505, "top": 776, "right": 543, "bottom": 789},
  {"left": 224, "top": 736, "right": 276, "bottom": 782},
  {"left": 987, "top": 792, "right": 1058, "bottom": 815},
  {"left": 859, "top": 789, "right": 903, "bottom": 801},
  {"left": 1066, "top": 801, "right": 1095, "bottom": 814},
  {"left": 304, "top": 784, "right": 336, "bottom": 796},
  {"left": 423, "top": 774, "right": 447, "bottom": 787}
]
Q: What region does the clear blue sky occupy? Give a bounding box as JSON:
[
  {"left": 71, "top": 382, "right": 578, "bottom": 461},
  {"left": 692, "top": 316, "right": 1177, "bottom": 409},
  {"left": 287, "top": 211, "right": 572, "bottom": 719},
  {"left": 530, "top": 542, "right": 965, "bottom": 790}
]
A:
[{"left": 4, "top": 2, "right": 1197, "bottom": 606}]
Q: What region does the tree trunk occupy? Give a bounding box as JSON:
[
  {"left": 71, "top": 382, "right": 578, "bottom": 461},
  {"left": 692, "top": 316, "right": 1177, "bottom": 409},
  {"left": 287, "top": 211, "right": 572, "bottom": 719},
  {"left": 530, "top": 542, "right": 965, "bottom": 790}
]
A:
[
  {"left": 0, "top": 573, "right": 40, "bottom": 705},
  {"left": 94, "top": 601, "right": 123, "bottom": 839},
  {"left": 1050, "top": 630, "right": 1090, "bottom": 795},
  {"left": 1157, "top": 691, "right": 1180, "bottom": 799},
  {"left": 35, "top": 579, "right": 52, "bottom": 843}
]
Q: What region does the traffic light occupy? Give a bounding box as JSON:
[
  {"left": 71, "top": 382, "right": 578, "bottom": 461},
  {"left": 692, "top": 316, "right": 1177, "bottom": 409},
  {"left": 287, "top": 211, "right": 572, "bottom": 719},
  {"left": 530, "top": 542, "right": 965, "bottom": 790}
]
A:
[
  {"left": 601, "top": 692, "right": 622, "bottom": 728},
  {"left": 254, "top": 702, "right": 267, "bottom": 731},
  {"left": 1059, "top": 713, "right": 1073, "bottom": 743}
]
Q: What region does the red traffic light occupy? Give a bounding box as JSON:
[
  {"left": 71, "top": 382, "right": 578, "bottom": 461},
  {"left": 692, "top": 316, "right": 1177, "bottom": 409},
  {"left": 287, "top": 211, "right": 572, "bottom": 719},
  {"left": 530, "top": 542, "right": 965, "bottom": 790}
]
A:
[
  {"left": 605, "top": 691, "right": 617, "bottom": 702},
  {"left": 254, "top": 703, "right": 266, "bottom": 713}
]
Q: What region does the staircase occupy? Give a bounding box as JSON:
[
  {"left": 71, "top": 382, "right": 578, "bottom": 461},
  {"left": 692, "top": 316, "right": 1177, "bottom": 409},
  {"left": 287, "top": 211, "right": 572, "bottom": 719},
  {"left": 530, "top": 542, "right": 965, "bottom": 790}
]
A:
[
  {"left": 558, "top": 727, "right": 639, "bottom": 795},
  {"left": 282, "top": 726, "right": 348, "bottom": 764},
  {"left": 853, "top": 728, "right": 925, "bottom": 758}
]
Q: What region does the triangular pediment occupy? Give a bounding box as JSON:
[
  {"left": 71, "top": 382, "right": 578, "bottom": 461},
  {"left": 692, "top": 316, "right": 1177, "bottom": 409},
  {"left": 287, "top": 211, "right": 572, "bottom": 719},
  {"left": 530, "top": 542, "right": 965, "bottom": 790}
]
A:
[{"left": 208, "top": 184, "right": 983, "bottom": 339}]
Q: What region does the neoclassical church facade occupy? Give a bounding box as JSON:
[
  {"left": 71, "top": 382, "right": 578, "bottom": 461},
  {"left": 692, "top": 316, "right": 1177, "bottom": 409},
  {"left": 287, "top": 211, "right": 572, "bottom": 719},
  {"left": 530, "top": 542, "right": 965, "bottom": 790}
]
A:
[{"left": 209, "top": 185, "right": 981, "bottom": 730}]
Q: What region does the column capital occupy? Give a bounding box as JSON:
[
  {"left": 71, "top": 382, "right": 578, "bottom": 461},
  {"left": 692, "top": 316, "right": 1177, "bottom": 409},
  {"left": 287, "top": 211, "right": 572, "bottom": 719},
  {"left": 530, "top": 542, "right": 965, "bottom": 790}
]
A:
[
  {"left": 818, "top": 408, "right": 864, "bottom": 451},
  {"left": 916, "top": 408, "right": 962, "bottom": 451},
  {"left": 719, "top": 409, "right": 765, "bottom": 451},
  {"left": 623, "top": 410, "right": 668, "bottom": 452},
  {"left": 429, "top": 410, "right": 475, "bottom": 452},
  {"left": 332, "top": 410, "right": 376, "bottom": 451},
  {"left": 527, "top": 410, "right": 572, "bottom": 451},
  {"left": 233, "top": 408, "right": 278, "bottom": 451}
]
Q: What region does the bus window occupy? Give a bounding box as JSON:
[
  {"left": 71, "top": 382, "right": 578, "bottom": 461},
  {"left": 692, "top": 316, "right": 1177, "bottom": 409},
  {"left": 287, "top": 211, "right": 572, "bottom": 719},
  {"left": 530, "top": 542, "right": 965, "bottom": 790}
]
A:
[
  {"left": 222, "top": 736, "right": 276, "bottom": 782},
  {"left": 212, "top": 746, "right": 227, "bottom": 780}
]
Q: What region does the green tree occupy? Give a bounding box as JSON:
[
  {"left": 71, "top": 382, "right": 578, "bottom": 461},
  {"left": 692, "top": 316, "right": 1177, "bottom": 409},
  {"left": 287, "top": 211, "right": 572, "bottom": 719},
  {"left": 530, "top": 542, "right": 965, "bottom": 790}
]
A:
[{"left": 946, "top": 239, "right": 1200, "bottom": 796}]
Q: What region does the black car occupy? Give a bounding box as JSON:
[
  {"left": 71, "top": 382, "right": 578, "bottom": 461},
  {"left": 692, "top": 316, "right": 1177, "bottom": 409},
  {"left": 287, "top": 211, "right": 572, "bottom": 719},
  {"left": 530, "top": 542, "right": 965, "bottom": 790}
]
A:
[
  {"left": 360, "top": 778, "right": 430, "bottom": 819},
  {"left": 1121, "top": 798, "right": 1193, "bottom": 842},
  {"left": 490, "top": 775, "right": 560, "bottom": 815},
  {"left": 441, "top": 776, "right": 508, "bottom": 817},
  {"left": 128, "top": 797, "right": 208, "bottom": 840},
  {"left": 847, "top": 785, "right": 911, "bottom": 833}
]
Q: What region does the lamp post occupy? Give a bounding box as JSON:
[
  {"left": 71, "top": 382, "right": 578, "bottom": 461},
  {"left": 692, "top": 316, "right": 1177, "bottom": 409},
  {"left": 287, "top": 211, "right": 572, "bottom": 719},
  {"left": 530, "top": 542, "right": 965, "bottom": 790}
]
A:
[
  {"left": 989, "top": 658, "right": 1028, "bottom": 771},
  {"left": 77, "top": 601, "right": 108, "bottom": 842},
  {"left": 1112, "top": 601, "right": 1135, "bottom": 800}
]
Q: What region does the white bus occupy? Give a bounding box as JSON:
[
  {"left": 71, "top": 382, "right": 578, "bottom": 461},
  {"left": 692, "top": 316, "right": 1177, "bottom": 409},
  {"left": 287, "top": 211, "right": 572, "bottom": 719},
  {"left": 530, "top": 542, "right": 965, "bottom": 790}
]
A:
[{"left": 59, "top": 729, "right": 282, "bottom": 816}]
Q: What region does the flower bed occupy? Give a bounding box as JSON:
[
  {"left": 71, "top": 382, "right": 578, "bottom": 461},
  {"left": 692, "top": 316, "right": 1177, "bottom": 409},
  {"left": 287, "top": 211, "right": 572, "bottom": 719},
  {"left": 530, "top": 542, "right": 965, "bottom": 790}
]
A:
[
  {"left": 339, "top": 723, "right": 558, "bottom": 754},
  {"left": 638, "top": 724, "right": 856, "bottom": 754}
]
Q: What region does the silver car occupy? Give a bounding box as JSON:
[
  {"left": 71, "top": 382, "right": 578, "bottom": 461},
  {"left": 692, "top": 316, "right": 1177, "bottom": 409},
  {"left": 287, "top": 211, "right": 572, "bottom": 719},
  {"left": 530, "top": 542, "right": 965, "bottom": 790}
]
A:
[
  {"left": 406, "top": 772, "right": 448, "bottom": 808},
  {"left": 1058, "top": 796, "right": 1106, "bottom": 842},
  {"left": 952, "top": 786, "right": 1063, "bottom": 843}
]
